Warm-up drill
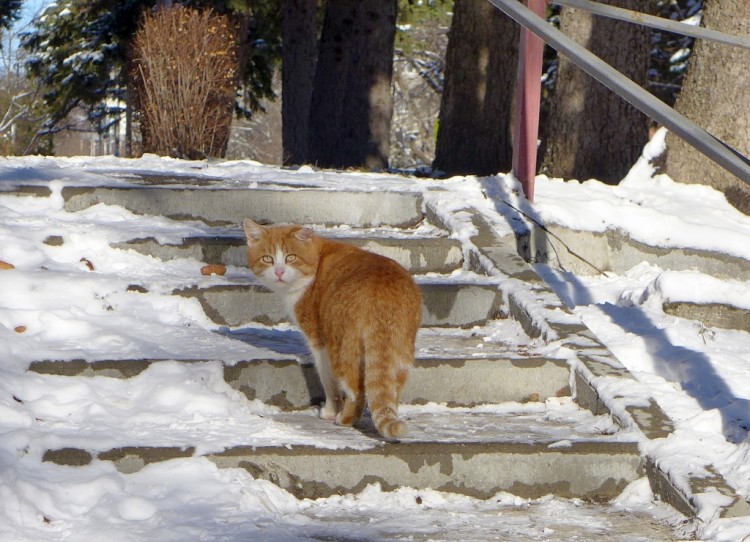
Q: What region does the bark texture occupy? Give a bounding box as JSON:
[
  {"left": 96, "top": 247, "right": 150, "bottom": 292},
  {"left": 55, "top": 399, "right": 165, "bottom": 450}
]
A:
[
  {"left": 282, "top": 0, "right": 317, "bottom": 166},
  {"left": 541, "top": 0, "right": 652, "bottom": 184},
  {"left": 666, "top": 0, "right": 750, "bottom": 214},
  {"left": 307, "top": 0, "right": 397, "bottom": 170},
  {"left": 432, "top": 0, "right": 519, "bottom": 177}
]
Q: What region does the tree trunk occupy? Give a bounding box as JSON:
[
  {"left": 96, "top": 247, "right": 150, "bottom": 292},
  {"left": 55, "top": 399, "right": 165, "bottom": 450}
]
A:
[
  {"left": 666, "top": 0, "right": 750, "bottom": 214},
  {"left": 282, "top": 0, "right": 317, "bottom": 166},
  {"left": 432, "top": 0, "right": 519, "bottom": 177},
  {"left": 541, "top": 0, "right": 652, "bottom": 184},
  {"left": 307, "top": 0, "right": 397, "bottom": 170}
]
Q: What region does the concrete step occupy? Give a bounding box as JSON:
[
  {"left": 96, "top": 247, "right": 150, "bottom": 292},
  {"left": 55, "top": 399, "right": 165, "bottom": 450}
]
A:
[
  {"left": 41, "top": 407, "right": 639, "bottom": 502},
  {"left": 663, "top": 301, "right": 750, "bottom": 333},
  {"left": 115, "top": 234, "right": 465, "bottom": 274},
  {"left": 29, "top": 351, "right": 570, "bottom": 409},
  {"left": 225, "top": 355, "right": 570, "bottom": 409},
  {"left": 61, "top": 186, "right": 424, "bottom": 228},
  {"left": 173, "top": 281, "right": 503, "bottom": 328},
  {"left": 11, "top": 178, "right": 743, "bottom": 524},
  {"left": 16, "top": 181, "right": 658, "bottom": 513},
  {"left": 28, "top": 323, "right": 570, "bottom": 408},
  {"left": 207, "top": 441, "right": 639, "bottom": 501},
  {"left": 519, "top": 222, "right": 750, "bottom": 281}
]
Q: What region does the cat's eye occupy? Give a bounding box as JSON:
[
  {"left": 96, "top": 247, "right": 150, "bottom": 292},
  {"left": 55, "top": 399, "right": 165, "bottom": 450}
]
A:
[
  {"left": 285, "top": 254, "right": 297, "bottom": 263},
  {"left": 261, "top": 255, "right": 274, "bottom": 264}
]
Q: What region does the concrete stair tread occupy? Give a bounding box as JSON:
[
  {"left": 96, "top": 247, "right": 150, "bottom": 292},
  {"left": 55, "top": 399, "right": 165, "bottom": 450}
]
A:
[
  {"left": 8, "top": 177, "right": 742, "bottom": 521},
  {"left": 220, "top": 325, "right": 570, "bottom": 407},
  {"left": 29, "top": 323, "right": 570, "bottom": 408},
  {"left": 663, "top": 300, "right": 750, "bottom": 333},
  {"left": 177, "top": 279, "right": 504, "bottom": 328},
  {"left": 38, "top": 400, "right": 632, "bottom": 457},
  {"left": 116, "top": 231, "right": 464, "bottom": 274},
  {"left": 59, "top": 185, "right": 425, "bottom": 227},
  {"left": 27, "top": 320, "right": 541, "bottom": 376},
  {"left": 40, "top": 402, "right": 639, "bottom": 502},
  {"left": 222, "top": 324, "right": 535, "bottom": 360},
  {"left": 165, "top": 272, "right": 501, "bottom": 288},
  {"left": 117, "top": 222, "right": 451, "bottom": 241},
  {"left": 264, "top": 402, "right": 626, "bottom": 446}
]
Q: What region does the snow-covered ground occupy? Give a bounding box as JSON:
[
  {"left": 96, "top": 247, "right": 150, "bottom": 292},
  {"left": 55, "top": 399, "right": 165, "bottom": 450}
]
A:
[{"left": 1, "top": 130, "right": 749, "bottom": 540}]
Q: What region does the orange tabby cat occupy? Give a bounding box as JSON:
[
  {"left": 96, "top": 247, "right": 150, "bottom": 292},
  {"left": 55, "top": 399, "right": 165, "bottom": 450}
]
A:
[{"left": 243, "top": 218, "right": 421, "bottom": 439}]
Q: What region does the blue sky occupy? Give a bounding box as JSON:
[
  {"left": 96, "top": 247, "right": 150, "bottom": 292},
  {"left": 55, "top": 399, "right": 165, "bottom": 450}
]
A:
[{"left": 18, "top": 0, "right": 49, "bottom": 27}]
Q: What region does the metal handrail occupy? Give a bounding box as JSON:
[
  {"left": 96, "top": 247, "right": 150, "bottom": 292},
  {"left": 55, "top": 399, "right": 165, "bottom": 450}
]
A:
[
  {"left": 490, "top": 0, "right": 750, "bottom": 202},
  {"left": 553, "top": 0, "right": 750, "bottom": 51}
]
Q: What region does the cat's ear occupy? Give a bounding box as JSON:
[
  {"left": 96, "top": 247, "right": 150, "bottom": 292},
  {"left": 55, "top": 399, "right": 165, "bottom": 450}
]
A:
[
  {"left": 243, "top": 218, "right": 267, "bottom": 246},
  {"left": 294, "top": 227, "right": 314, "bottom": 242}
]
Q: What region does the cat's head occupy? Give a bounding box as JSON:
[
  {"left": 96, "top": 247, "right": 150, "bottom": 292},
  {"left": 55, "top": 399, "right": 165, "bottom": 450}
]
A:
[{"left": 243, "top": 218, "right": 319, "bottom": 294}]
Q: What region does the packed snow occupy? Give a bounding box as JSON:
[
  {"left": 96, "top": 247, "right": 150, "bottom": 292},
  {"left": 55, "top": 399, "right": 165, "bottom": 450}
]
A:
[{"left": 1, "top": 129, "right": 749, "bottom": 540}]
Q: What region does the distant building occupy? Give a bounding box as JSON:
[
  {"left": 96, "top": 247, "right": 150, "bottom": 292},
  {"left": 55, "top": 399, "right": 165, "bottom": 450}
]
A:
[{"left": 52, "top": 105, "right": 127, "bottom": 158}]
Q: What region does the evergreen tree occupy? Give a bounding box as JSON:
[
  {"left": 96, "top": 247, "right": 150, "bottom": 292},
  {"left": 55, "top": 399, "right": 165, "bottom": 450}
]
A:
[
  {"left": 22, "top": 0, "right": 143, "bottom": 133},
  {"left": 0, "top": 0, "right": 23, "bottom": 34}
]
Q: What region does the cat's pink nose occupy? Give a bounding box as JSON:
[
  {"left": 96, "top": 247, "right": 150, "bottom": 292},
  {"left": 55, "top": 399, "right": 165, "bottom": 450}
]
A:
[{"left": 274, "top": 267, "right": 285, "bottom": 280}]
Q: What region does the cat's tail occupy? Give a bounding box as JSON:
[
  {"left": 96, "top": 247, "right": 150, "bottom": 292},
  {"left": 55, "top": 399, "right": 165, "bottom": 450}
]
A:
[
  {"left": 370, "top": 397, "right": 408, "bottom": 439},
  {"left": 364, "top": 333, "right": 411, "bottom": 440},
  {"left": 371, "top": 399, "right": 407, "bottom": 439}
]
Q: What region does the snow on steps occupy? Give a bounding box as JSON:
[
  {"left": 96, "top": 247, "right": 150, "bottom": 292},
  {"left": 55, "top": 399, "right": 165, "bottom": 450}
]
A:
[
  {"left": 61, "top": 185, "right": 424, "bottom": 227},
  {"left": 19, "top": 179, "right": 750, "bottom": 520},
  {"left": 44, "top": 438, "right": 641, "bottom": 502},
  {"left": 462, "top": 209, "right": 750, "bottom": 520},
  {"left": 518, "top": 217, "right": 750, "bottom": 333},
  {"left": 30, "top": 345, "right": 573, "bottom": 409}
]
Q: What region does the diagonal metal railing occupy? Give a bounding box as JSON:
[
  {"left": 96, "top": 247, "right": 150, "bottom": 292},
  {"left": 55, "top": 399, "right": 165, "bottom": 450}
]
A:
[
  {"left": 492, "top": 0, "right": 750, "bottom": 202},
  {"left": 554, "top": 0, "right": 750, "bottom": 51}
]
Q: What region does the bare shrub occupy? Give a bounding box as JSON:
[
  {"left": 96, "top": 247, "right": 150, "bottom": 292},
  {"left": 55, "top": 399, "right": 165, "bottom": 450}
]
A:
[{"left": 131, "top": 5, "right": 238, "bottom": 159}]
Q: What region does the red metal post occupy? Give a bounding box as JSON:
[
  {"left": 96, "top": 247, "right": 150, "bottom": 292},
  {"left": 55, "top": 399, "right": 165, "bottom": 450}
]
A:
[{"left": 511, "top": 0, "right": 546, "bottom": 203}]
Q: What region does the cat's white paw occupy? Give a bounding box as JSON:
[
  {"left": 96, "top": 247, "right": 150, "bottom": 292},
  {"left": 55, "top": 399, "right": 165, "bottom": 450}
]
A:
[{"left": 319, "top": 403, "right": 337, "bottom": 421}]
